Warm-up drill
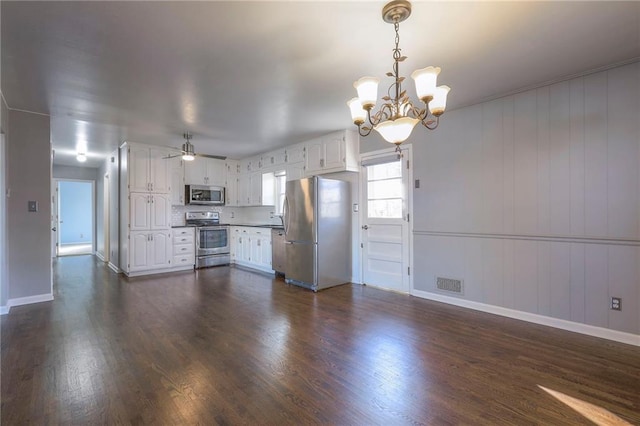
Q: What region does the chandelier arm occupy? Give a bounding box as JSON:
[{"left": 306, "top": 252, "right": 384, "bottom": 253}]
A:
[
  {"left": 358, "top": 124, "right": 374, "bottom": 137},
  {"left": 423, "top": 115, "right": 439, "bottom": 130}
]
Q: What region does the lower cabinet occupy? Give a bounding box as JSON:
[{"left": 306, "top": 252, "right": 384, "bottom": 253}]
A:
[
  {"left": 230, "top": 226, "right": 273, "bottom": 273},
  {"left": 172, "top": 227, "right": 195, "bottom": 270},
  {"left": 129, "top": 230, "right": 173, "bottom": 272}
]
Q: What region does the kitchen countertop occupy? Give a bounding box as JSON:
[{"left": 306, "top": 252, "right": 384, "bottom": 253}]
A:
[{"left": 171, "top": 224, "right": 283, "bottom": 229}]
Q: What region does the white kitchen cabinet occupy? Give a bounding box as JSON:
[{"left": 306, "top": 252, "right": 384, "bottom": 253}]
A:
[
  {"left": 263, "top": 149, "right": 287, "bottom": 168},
  {"left": 230, "top": 226, "right": 273, "bottom": 274},
  {"left": 130, "top": 193, "right": 170, "bottom": 231},
  {"left": 120, "top": 142, "right": 174, "bottom": 277},
  {"left": 170, "top": 157, "right": 185, "bottom": 206},
  {"left": 172, "top": 227, "right": 195, "bottom": 270},
  {"left": 286, "top": 162, "right": 306, "bottom": 182},
  {"left": 129, "top": 230, "right": 172, "bottom": 272},
  {"left": 128, "top": 145, "right": 171, "bottom": 193},
  {"left": 285, "top": 144, "right": 305, "bottom": 164},
  {"left": 184, "top": 157, "right": 226, "bottom": 186},
  {"left": 237, "top": 171, "right": 274, "bottom": 206},
  {"left": 304, "top": 130, "right": 359, "bottom": 175},
  {"left": 225, "top": 160, "right": 239, "bottom": 206}
]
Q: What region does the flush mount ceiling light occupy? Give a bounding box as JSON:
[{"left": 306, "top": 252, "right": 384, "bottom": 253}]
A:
[
  {"left": 181, "top": 132, "right": 196, "bottom": 161},
  {"left": 348, "top": 0, "right": 450, "bottom": 152},
  {"left": 76, "top": 152, "right": 87, "bottom": 163}
]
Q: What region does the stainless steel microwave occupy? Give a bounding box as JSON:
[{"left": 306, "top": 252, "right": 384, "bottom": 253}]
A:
[{"left": 185, "top": 185, "right": 225, "bottom": 205}]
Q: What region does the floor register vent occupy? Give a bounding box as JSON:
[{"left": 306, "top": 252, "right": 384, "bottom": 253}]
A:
[{"left": 436, "top": 276, "right": 464, "bottom": 294}]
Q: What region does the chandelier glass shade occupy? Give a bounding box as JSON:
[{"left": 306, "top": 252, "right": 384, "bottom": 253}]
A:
[{"left": 348, "top": 0, "right": 450, "bottom": 151}]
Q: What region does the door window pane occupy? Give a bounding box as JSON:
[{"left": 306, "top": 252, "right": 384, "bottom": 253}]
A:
[{"left": 366, "top": 160, "right": 403, "bottom": 219}]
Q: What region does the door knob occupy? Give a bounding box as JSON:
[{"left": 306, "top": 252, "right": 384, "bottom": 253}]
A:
[
  {"left": 51, "top": 227, "right": 57, "bottom": 231},
  {"left": 362, "top": 225, "right": 369, "bottom": 230}
]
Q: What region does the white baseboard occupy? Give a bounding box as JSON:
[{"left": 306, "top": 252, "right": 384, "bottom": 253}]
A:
[
  {"left": 0, "top": 305, "right": 9, "bottom": 315},
  {"left": 96, "top": 251, "right": 105, "bottom": 262},
  {"left": 108, "top": 262, "right": 120, "bottom": 273},
  {"left": 6, "top": 293, "right": 54, "bottom": 310},
  {"left": 411, "top": 289, "right": 640, "bottom": 347}
]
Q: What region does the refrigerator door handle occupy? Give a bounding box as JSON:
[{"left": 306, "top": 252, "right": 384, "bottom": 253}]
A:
[{"left": 283, "top": 195, "right": 290, "bottom": 236}]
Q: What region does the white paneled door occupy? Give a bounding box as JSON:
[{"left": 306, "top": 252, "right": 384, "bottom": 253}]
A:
[{"left": 361, "top": 147, "right": 411, "bottom": 293}]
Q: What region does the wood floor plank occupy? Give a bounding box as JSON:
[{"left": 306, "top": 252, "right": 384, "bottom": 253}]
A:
[{"left": 1, "top": 255, "right": 639, "bottom": 424}]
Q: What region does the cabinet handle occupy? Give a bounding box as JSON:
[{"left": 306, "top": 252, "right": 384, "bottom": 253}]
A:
[
  {"left": 150, "top": 234, "right": 154, "bottom": 241},
  {"left": 257, "top": 240, "right": 261, "bottom": 246},
  {"left": 320, "top": 159, "right": 324, "bottom": 167},
  {"left": 151, "top": 195, "right": 154, "bottom": 203},
  {"left": 181, "top": 248, "right": 187, "bottom": 251},
  {"left": 151, "top": 183, "right": 154, "bottom": 191}
]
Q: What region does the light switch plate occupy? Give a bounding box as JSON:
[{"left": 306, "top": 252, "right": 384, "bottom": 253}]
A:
[{"left": 353, "top": 203, "right": 359, "bottom": 212}]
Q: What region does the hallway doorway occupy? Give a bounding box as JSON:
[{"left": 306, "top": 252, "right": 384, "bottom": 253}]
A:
[{"left": 55, "top": 180, "right": 94, "bottom": 256}]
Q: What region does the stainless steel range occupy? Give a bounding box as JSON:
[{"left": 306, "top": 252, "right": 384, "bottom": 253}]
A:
[{"left": 185, "top": 212, "right": 230, "bottom": 269}]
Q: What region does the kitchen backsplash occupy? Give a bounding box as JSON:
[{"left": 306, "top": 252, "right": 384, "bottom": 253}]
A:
[{"left": 171, "top": 205, "right": 281, "bottom": 226}]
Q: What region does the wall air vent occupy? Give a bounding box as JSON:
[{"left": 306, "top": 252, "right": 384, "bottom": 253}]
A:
[{"left": 436, "top": 276, "right": 464, "bottom": 294}]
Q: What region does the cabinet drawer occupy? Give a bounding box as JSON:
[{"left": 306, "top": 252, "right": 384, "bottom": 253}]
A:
[
  {"left": 173, "top": 254, "right": 195, "bottom": 266},
  {"left": 173, "top": 234, "right": 195, "bottom": 245},
  {"left": 173, "top": 243, "right": 194, "bottom": 255},
  {"left": 173, "top": 228, "right": 194, "bottom": 237}
]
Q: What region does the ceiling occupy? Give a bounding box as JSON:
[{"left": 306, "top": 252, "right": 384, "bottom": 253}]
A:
[{"left": 2, "top": 1, "right": 639, "bottom": 168}]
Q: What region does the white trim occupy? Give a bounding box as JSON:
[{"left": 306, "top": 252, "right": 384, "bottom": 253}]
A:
[
  {"left": 95, "top": 251, "right": 105, "bottom": 262},
  {"left": 5, "top": 106, "right": 50, "bottom": 117},
  {"left": 0, "top": 306, "right": 9, "bottom": 315},
  {"left": 108, "top": 262, "right": 120, "bottom": 273},
  {"left": 411, "top": 289, "right": 640, "bottom": 347},
  {"left": 7, "top": 293, "right": 54, "bottom": 309},
  {"left": 413, "top": 230, "right": 640, "bottom": 247},
  {"left": 0, "top": 91, "right": 9, "bottom": 110}
]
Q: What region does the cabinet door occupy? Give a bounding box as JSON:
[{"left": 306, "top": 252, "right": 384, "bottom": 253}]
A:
[
  {"left": 149, "top": 148, "right": 171, "bottom": 193},
  {"left": 226, "top": 176, "right": 239, "bottom": 206},
  {"left": 130, "top": 232, "right": 149, "bottom": 271},
  {"left": 249, "top": 172, "right": 262, "bottom": 206},
  {"left": 265, "top": 150, "right": 286, "bottom": 167},
  {"left": 237, "top": 175, "right": 250, "bottom": 206},
  {"left": 150, "top": 194, "right": 171, "bottom": 229},
  {"left": 230, "top": 232, "right": 237, "bottom": 261},
  {"left": 322, "top": 134, "right": 345, "bottom": 170},
  {"left": 305, "top": 138, "right": 323, "bottom": 174},
  {"left": 286, "top": 145, "right": 305, "bottom": 164},
  {"left": 260, "top": 235, "right": 272, "bottom": 269},
  {"left": 241, "top": 231, "right": 252, "bottom": 262},
  {"left": 184, "top": 157, "right": 207, "bottom": 185},
  {"left": 286, "top": 162, "right": 305, "bottom": 181},
  {"left": 206, "top": 158, "right": 226, "bottom": 187},
  {"left": 250, "top": 235, "right": 261, "bottom": 266},
  {"left": 149, "top": 231, "right": 171, "bottom": 268},
  {"left": 170, "top": 158, "right": 185, "bottom": 206},
  {"left": 130, "top": 193, "right": 150, "bottom": 231},
  {"left": 129, "top": 146, "right": 151, "bottom": 192}
]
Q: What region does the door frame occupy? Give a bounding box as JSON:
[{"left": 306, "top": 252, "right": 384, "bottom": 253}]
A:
[
  {"left": 103, "top": 172, "right": 110, "bottom": 263},
  {"left": 54, "top": 178, "right": 97, "bottom": 255},
  {"left": 359, "top": 145, "right": 413, "bottom": 294}
]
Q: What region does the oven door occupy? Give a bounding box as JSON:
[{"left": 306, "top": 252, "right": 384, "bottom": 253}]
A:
[{"left": 196, "top": 226, "right": 230, "bottom": 256}]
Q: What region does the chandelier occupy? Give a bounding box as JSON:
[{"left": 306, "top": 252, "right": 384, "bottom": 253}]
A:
[{"left": 348, "top": 0, "right": 450, "bottom": 151}]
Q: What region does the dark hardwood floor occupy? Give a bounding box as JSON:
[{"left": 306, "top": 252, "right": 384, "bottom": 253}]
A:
[{"left": 2, "top": 256, "right": 639, "bottom": 424}]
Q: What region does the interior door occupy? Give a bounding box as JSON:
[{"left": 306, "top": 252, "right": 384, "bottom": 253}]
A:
[
  {"left": 361, "top": 148, "right": 411, "bottom": 293},
  {"left": 51, "top": 180, "right": 60, "bottom": 257}
]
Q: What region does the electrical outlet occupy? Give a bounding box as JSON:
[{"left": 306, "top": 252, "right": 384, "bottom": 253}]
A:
[{"left": 611, "top": 297, "right": 622, "bottom": 311}]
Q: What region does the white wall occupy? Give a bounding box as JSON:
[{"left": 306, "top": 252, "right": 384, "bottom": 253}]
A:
[
  {"left": 6, "top": 110, "right": 52, "bottom": 302},
  {"left": 411, "top": 62, "right": 639, "bottom": 337}
]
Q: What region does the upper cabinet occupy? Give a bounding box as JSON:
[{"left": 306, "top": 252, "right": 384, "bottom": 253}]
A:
[
  {"left": 170, "top": 157, "right": 185, "bottom": 206},
  {"left": 305, "top": 130, "right": 359, "bottom": 176},
  {"left": 285, "top": 145, "right": 305, "bottom": 165},
  {"left": 127, "top": 144, "right": 171, "bottom": 193},
  {"left": 184, "top": 157, "right": 226, "bottom": 187},
  {"left": 225, "top": 160, "right": 239, "bottom": 207}
]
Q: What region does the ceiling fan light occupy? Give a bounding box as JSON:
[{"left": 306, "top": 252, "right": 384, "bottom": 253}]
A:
[
  {"left": 76, "top": 152, "right": 87, "bottom": 162},
  {"left": 411, "top": 66, "right": 440, "bottom": 102},
  {"left": 182, "top": 141, "right": 195, "bottom": 161},
  {"left": 347, "top": 98, "right": 366, "bottom": 125},
  {"left": 374, "top": 116, "right": 419, "bottom": 144},
  {"left": 429, "top": 85, "right": 451, "bottom": 117},
  {"left": 354, "top": 77, "right": 380, "bottom": 110}
]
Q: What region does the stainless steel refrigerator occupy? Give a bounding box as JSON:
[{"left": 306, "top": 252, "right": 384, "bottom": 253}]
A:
[{"left": 283, "top": 176, "right": 351, "bottom": 291}]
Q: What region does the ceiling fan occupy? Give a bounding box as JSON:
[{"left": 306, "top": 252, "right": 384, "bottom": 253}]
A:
[{"left": 164, "top": 133, "right": 226, "bottom": 161}]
